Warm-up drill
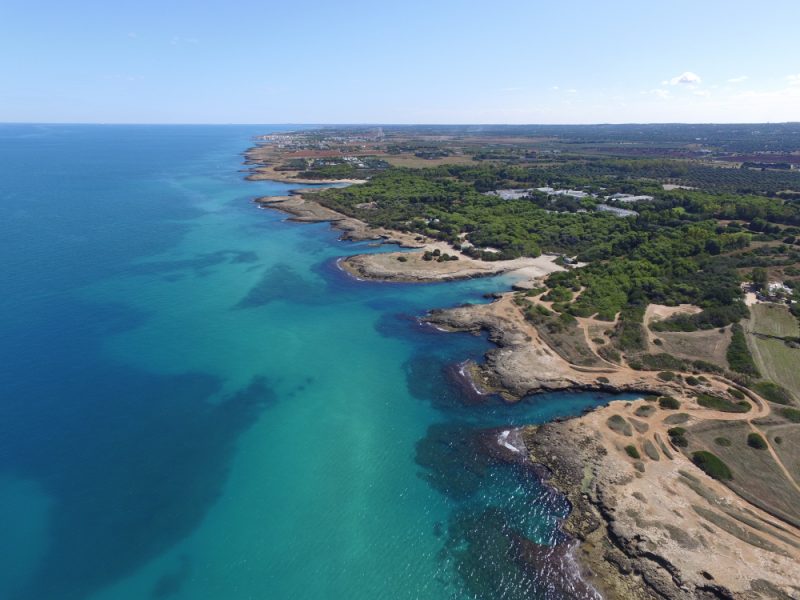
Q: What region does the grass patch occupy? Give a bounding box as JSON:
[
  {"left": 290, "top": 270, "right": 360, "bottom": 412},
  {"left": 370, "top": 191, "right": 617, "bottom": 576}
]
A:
[
  {"left": 714, "top": 437, "right": 732, "bottom": 447},
  {"left": 664, "top": 413, "right": 690, "bottom": 424},
  {"left": 692, "top": 451, "right": 733, "bottom": 481},
  {"left": 606, "top": 415, "right": 632, "bottom": 436}
]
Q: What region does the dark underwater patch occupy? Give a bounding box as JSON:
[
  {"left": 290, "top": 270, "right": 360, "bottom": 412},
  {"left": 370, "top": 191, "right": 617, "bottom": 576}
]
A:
[
  {"left": 233, "top": 263, "right": 322, "bottom": 309},
  {"left": 151, "top": 555, "right": 192, "bottom": 598},
  {"left": 7, "top": 372, "right": 275, "bottom": 600},
  {"left": 127, "top": 249, "right": 258, "bottom": 276}
]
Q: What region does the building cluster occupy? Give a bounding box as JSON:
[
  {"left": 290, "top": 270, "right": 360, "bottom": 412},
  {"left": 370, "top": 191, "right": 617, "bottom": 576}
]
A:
[{"left": 485, "top": 187, "right": 642, "bottom": 218}]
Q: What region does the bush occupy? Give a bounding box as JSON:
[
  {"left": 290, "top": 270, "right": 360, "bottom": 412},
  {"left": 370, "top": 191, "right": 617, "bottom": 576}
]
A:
[
  {"left": 727, "top": 387, "right": 745, "bottom": 400},
  {"left": 692, "top": 451, "right": 733, "bottom": 480},
  {"left": 624, "top": 445, "right": 641, "bottom": 459},
  {"left": 396, "top": 255, "right": 408, "bottom": 262},
  {"left": 668, "top": 427, "right": 688, "bottom": 447},
  {"left": 747, "top": 433, "right": 767, "bottom": 449},
  {"left": 685, "top": 376, "right": 700, "bottom": 386},
  {"left": 659, "top": 396, "right": 681, "bottom": 410},
  {"left": 753, "top": 381, "right": 792, "bottom": 405},
  {"left": 596, "top": 376, "right": 609, "bottom": 383},
  {"left": 714, "top": 437, "right": 731, "bottom": 447},
  {"left": 696, "top": 393, "right": 751, "bottom": 413},
  {"left": 726, "top": 324, "right": 760, "bottom": 377},
  {"left": 657, "top": 371, "right": 676, "bottom": 382},
  {"left": 780, "top": 407, "right": 800, "bottom": 422},
  {"left": 642, "top": 354, "right": 686, "bottom": 371}
]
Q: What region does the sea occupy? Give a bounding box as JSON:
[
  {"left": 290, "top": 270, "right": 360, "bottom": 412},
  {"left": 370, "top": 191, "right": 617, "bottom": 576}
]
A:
[{"left": 0, "top": 124, "right": 634, "bottom": 600}]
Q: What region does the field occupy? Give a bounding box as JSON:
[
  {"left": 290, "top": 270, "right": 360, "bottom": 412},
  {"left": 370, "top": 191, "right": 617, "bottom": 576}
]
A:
[
  {"left": 748, "top": 336, "right": 800, "bottom": 403},
  {"left": 748, "top": 303, "right": 800, "bottom": 338},
  {"left": 687, "top": 419, "right": 800, "bottom": 528},
  {"left": 650, "top": 328, "right": 732, "bottom": 370},
  {"left": 381, "top": 155, "right": 476, "bottom": 168},
  {"left": 745, "top": 304, "right": 800, "bottom": 403},
  {"left": 644, "top": 304, "right": 731, "bottom": 369}
]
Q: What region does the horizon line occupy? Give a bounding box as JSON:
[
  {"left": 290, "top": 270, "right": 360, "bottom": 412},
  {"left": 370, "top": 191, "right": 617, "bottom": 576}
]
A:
[{"left": 2, "top": 121, "right": 799, "bottom": 127}]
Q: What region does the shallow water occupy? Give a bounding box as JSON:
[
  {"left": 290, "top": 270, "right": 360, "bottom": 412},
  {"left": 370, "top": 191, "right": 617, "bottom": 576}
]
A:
[{"left": 0, "top": 124, "right": 633, "bottom": 600}]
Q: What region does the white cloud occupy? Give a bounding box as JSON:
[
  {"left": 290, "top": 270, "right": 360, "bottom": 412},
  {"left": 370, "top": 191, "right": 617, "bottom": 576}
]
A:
[
  {"left": 551, "top": 85, "right": 560, "bottom": 91},
  {"left": 663, "top": 71, "right": 702, "bottom": 86},
  {"left": 693, "top": 90, "right": 711, "bottom": 97},
  {"left": 727, "top": 75, "right": 748, "bottom": 84},
  {"left": 566, "top": 88, "right": 578, "bottom": 94},
  {"left": 787, "top": 74, "right": 800, "bottom": 86}
]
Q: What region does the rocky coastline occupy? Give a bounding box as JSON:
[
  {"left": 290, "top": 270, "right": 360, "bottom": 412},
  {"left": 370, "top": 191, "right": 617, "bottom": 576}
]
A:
[{"left": 246, "top": 148, "right": 800, "bottom": 600}]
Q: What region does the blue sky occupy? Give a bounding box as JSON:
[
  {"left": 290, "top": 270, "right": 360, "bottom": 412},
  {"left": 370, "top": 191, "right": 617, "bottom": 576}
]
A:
[{"left": 1, "top": 0, "right": 798, "bottom": 124}]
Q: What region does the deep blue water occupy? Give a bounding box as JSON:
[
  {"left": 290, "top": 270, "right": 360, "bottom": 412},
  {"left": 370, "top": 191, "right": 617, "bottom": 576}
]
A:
[{"left": 0, "top": 124, "right": 631, "bottom": 600}]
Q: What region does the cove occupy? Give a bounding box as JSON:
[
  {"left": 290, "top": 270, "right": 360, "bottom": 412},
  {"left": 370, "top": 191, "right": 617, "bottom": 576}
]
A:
[{"left": 0, "top": 124, "right": 635, "bottom": 600}]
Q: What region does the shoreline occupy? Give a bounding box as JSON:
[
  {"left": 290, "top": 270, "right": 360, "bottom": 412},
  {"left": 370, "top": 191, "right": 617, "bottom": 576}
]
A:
[{"left": 245, "top": 145, "right": 800, "bottom": 600}]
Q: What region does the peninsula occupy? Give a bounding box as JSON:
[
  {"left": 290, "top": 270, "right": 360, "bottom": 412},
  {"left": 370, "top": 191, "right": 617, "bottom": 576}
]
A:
[{"left": 248, "top": 125, "right": 800, "bottom": 600}]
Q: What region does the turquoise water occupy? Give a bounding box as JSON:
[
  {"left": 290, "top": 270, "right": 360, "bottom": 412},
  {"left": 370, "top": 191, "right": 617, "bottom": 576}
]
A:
[{"left": 0, "top": 125, "right": 631, "bottom": 599}]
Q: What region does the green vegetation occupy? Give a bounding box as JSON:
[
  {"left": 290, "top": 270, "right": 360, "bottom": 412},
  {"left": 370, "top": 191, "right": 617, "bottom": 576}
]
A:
[
  {"left": 780, "top": 407, "right": 800, "bottom": 423},
  {"left": 696, "top": 393, "right": 751, "bottom": 413},
  {"left": 747, "top": 433, "right": 767, "bottom": 449},
  {"left": 667, "top": 427, "right": 689, "bottom": 447},
  {"left": 624, "top": 445, "right": 641, "bottom": 459},
  {"left": 714, "top": 437, "right": 732, "bottom": 447},
  {"left": 658, "top": 396, "right": 681, "bottom": 410},
  {"left": 727, "top": 387, "right": 746, "bottom": 400},
  {"left": 726, "top": 324, "right": 760, "bottom": 377},
  {"left": 310, "top": 157, "right": 800, "bottom": 328},
  {"left": 753, "top": 381, "right": 792, "bottom": 405},
  {"left": 692, "top": 451, "right": 733, "bottom": 481}
]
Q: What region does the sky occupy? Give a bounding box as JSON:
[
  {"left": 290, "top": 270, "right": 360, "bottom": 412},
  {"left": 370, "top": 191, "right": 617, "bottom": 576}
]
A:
[{"left": 1, "top": 0, "right": 799, "bottom": 124}]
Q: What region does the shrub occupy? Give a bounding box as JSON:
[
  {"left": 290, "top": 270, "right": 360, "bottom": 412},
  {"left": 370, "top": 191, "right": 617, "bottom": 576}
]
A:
[
  {"left": 726, "top": 324, "right": 760, "bottom": 377},
  {"left": 747, "top": 433, "right": 767, "bottom": 449},
  {"left": 625, "top": 445, "right": 641, "bottom": 459},
  {"left": 727, "top": 387, "right": 745, "bottom": 400},
  {"left": 596, "top": 376, "right": 609, "bottom": 383},
  {"left": 753, "top": 381, "right": 792, "bottom": 405},
  {"left": 659, "top": 396, "right": 681, "bottom": 410},
  {"left": 657, "top": 371, "right": 676, "bottom": 382},
  {"left": 396, "top": 255, "right": 408, "bottom": 262},
  {"left": 780, "top": 407, "right": 800, "bottom": 423},
  {"left": 696, "top": 393, "right": 751, "bottom": 413},
  {"left": 692, "top": 451, "right": 733, "bottom": 481},
  {"left": 714, "top": 437, "right": 731, "bottom": 447},
  {"left": 685, "top": 376, "right": 700, "bottom": 386},
  {"left": 642, "top": 354, "right": 686, "bottom": 371},
  {"left": 668, "top": 427, "right": 688, "bottom": 447},
  {"left": 775, "top": 436, "right": 783, "bottom": 445}
]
